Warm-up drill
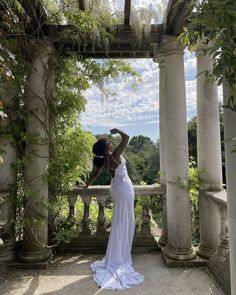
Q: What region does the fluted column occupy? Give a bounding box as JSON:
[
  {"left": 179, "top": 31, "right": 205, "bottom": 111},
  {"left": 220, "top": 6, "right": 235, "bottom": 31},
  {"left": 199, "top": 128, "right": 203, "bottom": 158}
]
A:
[
  {"left": 154, "top": 53, "right": 167, "bottom": 246},
  {"left": 223, "top": 82, "right": 236, "bottom": 295},
  {"left": 17, "top": 41, "right": 55, "bottom": 263},
  {"left": 159, "top": 36, "right": 195, "bottom": 260},
  {"left": 196, "top": 43, "right": 222, "bottom": 258}
]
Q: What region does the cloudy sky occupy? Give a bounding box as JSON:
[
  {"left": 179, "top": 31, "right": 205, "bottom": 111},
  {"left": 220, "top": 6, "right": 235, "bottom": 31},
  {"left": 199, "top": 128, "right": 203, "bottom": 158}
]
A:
[{"left": 80, "top": 1, "right": 222, "bottom": 143}]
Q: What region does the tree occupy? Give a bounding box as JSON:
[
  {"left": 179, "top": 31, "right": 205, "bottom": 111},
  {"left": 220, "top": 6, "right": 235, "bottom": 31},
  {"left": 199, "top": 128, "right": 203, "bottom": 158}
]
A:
[
  {"left": 188, "top": 117, "right": 197, "bottom": 162},
  {"left": 180, "top": 0, "right": 236, "bottom": 110},
  {"left": 143, "top": 142, "right": 160, "bottom": 184}
]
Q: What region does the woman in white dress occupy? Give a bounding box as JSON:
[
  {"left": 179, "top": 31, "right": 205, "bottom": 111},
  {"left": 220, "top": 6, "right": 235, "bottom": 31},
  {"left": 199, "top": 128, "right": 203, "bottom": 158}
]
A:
[{"left": 85, "top": 128, "right": 144, "bottom": 290}]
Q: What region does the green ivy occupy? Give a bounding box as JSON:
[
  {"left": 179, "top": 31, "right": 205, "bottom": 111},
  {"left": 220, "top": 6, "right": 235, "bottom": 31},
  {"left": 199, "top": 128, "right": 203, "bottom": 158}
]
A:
[{"left": 188, "top": 159, "right": 202, "bottom": 245}]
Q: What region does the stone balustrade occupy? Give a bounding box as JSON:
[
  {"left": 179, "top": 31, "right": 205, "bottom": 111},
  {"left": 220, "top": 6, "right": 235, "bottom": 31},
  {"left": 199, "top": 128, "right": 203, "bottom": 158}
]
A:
[
  {"left": 204, "top": 190, "right": 230, "bottom": 294},
  {"left": 57, "top": 184, "right": 165, "bottom": 254}
]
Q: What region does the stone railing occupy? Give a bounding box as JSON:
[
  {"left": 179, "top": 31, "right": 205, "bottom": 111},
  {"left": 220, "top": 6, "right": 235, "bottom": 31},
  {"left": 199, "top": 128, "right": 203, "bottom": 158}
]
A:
[
  {"left": 57, "top": 184, "right": 165, "bottom": 254},
  {"left": 204, "top": 190, "right": 230, "bottom": 294}
]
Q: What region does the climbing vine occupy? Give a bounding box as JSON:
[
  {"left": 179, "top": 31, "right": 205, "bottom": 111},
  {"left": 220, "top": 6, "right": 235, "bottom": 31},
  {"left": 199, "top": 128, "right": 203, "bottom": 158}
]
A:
[{"left": 0, "top": 0, "right": 141, "bottom": 246}]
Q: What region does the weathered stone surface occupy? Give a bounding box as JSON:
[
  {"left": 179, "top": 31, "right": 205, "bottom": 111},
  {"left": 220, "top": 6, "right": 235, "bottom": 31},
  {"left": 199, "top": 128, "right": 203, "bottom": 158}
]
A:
[
  {"left": 57, "top": 234, "right": 160, "bottom": 254},
  {"left": 18, "top": 41, "right": 54, "bottom": 263},
  {"left": 68, "top": 184, "right": 164, "bottom": 197},
  {"left": 223, "top": 83, "right": 236, "bottom": 295},
  {"left": 208, "top": 251, "right": 230, "bottom": 295},
  {"left": 0, "top": 253, "right": 225, "bottom": 295},
  {"left": 159, "top": 36, "right": 195, "bottom": 261},
  {"left": 196, "top": 43, "right": 222, "bottom": 259}
]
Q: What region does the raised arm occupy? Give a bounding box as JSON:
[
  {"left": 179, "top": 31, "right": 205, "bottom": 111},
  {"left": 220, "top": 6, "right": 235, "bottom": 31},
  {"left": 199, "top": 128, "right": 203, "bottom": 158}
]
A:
[
  {"left": 110, "top": 128, "right": 129, "bottom": 156},
  {"left": 85, "top": 166, "right": 103, "bottom": 188}
]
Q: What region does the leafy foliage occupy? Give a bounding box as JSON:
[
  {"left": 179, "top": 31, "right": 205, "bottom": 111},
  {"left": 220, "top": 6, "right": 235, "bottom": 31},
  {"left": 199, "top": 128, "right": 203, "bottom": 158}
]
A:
[
  {"left": 188, "top": 159, "right": 202, "bottom": 246},
  {"left": 46, "top": 58, "right": 140, "bottom": 243},
  {"left": 0, "top": 0, "right": 142, "bottom": 246},
  {"left": 188, "top": 116, "right": 197, "bottom": 162},
  {"left": 180, "top": 0, "right": 236, "bottom": 110}
]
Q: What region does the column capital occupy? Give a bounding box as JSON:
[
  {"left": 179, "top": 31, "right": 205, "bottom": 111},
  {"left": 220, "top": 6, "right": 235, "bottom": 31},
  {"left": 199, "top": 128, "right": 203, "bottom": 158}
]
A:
[
  {"left": 195, "top": 39, "right": 209, "bottom": 57},
  {"left": 153, "top": 52, "right": 165, "bottom": 67},
  {"left": 29, "top": 39, "right": 55, "bottom": 60},
  {"left": 159, "top": 35, "right": 185, "bottom": 57}
]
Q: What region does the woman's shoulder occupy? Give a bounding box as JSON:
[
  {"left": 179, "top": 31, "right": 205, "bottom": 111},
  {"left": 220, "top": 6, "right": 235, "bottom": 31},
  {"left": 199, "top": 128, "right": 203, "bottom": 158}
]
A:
[
  {"left": 110, "top": 151, "right": 122, "bottom": 164},
  {"left": 119, "top": 154, "right": 126, "bottom": 163}
]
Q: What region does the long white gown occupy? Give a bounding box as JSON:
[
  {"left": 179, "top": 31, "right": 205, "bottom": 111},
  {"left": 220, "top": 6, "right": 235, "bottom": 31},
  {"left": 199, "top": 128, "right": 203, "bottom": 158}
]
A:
[{"left": 90, "top": 155, "right": 144, "bottom": 290}]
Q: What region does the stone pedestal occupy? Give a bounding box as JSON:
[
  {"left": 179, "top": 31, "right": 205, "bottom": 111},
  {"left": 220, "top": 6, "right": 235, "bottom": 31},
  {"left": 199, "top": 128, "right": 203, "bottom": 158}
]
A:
[
  {"left": 197, "top": 195, "right": 220, "bottom": 258},
  {"left": 196, "top": 44, "right": 222, "bottom": 258},
  {"left": 17, "top": 42, "right": 54, "bottom": 263},
  {"left": 159, "top": 36, "right": 195, "bottom": 261},
  {"left": 223, "top": 83, "right": 236, "bottom": 295},
  {"left": 208, "top": 205, "right": 230, "bottom": 294}
]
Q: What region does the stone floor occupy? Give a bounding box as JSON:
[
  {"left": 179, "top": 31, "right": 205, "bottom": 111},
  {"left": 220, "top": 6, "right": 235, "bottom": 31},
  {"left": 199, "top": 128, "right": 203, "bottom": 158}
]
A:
[{"left": 0, "top": 253, "right": 225, "bottom": 295}]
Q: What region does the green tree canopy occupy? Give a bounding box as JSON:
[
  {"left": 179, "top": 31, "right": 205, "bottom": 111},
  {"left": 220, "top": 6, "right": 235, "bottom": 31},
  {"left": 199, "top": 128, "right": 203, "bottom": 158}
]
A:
[{"left": 180, "top": 0, "right": 236, "bottom": 110}]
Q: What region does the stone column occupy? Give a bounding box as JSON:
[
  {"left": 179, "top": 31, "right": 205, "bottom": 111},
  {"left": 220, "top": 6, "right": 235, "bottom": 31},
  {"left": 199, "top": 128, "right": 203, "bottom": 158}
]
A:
[
  {"left": 17, "top": 41, "right": 54, "bottom": 263},
  {"left": 154, "top": 53, "right": 167, "bottom": 246},
  {"left": 159, "top": 36, "right": 195, "bottom": 260},
  {"left": 223, "top": 83, "right": 236, "bottom": 295},
  {"left": 47, "top": 55, "right": 57, "bottom": 240},
  {"left": 0, "top": 81, "right": 17, "bottom": 261},
  {"left": 196, "top": 44, "right": 222, "bottom": 258}
]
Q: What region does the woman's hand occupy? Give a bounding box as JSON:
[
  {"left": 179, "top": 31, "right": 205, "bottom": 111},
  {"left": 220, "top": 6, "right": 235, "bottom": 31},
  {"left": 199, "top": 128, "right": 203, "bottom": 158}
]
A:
[
  {"left": 77, "top": 184, "right": 88, "bottom": 189},
  {"left": 110, "top": 128, "right": 119, "bottom": 134},
  {"left": 110, "top": 128, "right": 129, "bottom": 156}
]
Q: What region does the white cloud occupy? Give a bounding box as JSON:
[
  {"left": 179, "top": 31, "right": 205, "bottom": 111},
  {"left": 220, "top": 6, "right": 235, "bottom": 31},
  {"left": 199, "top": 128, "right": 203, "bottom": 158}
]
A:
[
  {"left": 80, "top": 59, "right": 159, "bottom": 129},
  {"left": 186, "top": 80, "right": 197, "bottom": 114},
  {"left": 81, "top": 51, "right": 222, "bottom": 140},
  {"left": 184, "top": 50, "right": 196, "bottom": 81}
]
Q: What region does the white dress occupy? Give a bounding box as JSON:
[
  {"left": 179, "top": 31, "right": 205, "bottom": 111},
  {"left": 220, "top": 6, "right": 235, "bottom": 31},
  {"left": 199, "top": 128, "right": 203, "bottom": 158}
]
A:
[{"left": 90, "top": 155, "right": 144, "bottom": 290}]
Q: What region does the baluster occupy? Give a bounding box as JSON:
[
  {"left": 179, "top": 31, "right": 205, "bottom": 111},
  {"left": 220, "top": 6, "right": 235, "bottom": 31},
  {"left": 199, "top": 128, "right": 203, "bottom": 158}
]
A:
[
  {"left": 67, "top": 195, "right": 78, "bottom": 220},
  {"left": 141, "top": 201, "right": 151, "bottom": 237},
  {"left": 81, "top": 196, "right": 92, "bottom": 235},
  {"left": 96, "top": 196, "right": 108, "bottom": 235},
  {"left": 134, "top": 197, "right": 139, "bottom": 234}
]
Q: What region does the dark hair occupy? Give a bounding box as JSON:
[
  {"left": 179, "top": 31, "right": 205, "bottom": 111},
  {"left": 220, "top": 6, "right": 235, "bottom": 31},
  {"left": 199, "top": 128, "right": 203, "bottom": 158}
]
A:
[{"left": 93, "top": 137, "right": 108, "bottom": 167}]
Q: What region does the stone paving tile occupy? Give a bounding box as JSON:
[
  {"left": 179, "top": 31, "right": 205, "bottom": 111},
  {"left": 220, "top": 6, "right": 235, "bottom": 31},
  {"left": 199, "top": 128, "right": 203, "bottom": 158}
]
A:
[{"left": 0, "top": 253, "right": 225, "bottom": 295}]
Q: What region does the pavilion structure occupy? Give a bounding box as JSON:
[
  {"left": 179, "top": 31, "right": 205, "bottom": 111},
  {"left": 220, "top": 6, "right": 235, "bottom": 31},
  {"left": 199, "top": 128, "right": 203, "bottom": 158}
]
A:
[{"left": 0, "top": 1, "right": 236, "bottom": 294}]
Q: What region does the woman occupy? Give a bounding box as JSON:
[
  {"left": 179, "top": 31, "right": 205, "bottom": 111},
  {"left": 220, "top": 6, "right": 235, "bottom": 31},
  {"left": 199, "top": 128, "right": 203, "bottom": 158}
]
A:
[{"left": 85, "top": 128, "right": 144, "bottom": 290}]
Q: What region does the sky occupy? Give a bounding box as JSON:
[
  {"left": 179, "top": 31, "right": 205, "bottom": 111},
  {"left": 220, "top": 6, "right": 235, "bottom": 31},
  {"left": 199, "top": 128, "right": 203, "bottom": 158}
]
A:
[{"left": 80, "top": 1, "right": 222, "bottom": 143}]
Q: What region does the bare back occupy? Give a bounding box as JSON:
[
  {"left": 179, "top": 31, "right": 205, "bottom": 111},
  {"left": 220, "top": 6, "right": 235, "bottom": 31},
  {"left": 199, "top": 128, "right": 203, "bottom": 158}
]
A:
[{"left": 104, "top": 152, "right": 121, "bottom": 178}]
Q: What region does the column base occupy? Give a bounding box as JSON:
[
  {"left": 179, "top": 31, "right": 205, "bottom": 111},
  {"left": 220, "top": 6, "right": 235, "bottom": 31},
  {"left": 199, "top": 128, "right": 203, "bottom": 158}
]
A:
[
  {"left": 162, "top": 245, "right": 196, "bottom": 261},
  {"left": 158, "top": 233, "right": 167, "bottom": 247},
  {"left": 161, "top": 247, "right": 207, "bottom": 267},
  {"left": 196, "top": 244, "right": 217, "bottom": 258},
  {"left": 17, "top": 247, "right": 52, "bottom": 263},
  {"left": 0, "top": 241, "right": 16, "bottom": 262}
]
